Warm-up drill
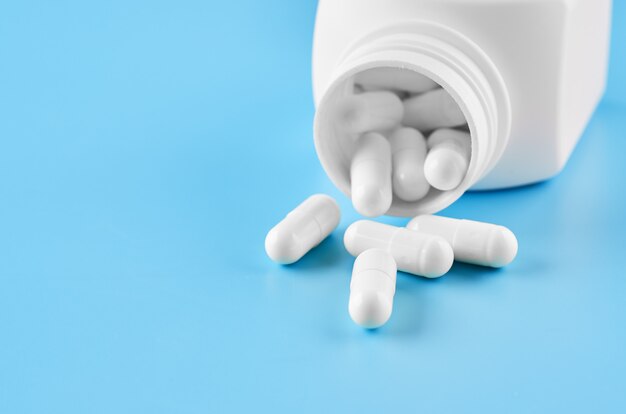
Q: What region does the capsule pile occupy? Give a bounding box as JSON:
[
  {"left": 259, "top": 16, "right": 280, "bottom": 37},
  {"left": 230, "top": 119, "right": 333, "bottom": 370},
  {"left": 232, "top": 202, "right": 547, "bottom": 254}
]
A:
[
  {"left": 265, "top": 68, "right": 517, "bottom": 330},
  {"left": 340, "top": 68, "right": 471, "bottom": 217},
  {"left": 265, "top": 194, "right": 518, "bottom": 330}
]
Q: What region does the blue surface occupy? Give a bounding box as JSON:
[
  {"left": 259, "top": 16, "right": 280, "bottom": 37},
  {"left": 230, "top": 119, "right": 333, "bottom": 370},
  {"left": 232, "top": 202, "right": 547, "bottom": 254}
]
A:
[{"left": 1, "top": 1, "right": 625, "bottom": 413}]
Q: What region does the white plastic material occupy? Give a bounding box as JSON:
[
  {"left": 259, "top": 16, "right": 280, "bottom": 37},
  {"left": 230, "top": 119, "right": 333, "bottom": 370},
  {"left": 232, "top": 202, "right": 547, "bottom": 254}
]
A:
[
  {"left": 335, "top": 91, "right": 404, "bottom": 134},
  {"left": 344, "top": 220, "right": 453, "bottom": 278},
  {"left": 389, "top": 127, "right": 430, "bottom": 202},
  {"left": 265, "top": 194, "right": 340, "bottom": 264},
  {"left": 424, "top": 129, "right": 471, "bottom": 191},
  {"left": 312, "top": 0, "right": 611, "bottom": 216},
  {"left": 351, "top": 133, "right": 393, "bottom": 217},
  {"left": 355, "top": 67, "right": 438, "bottom": 94},
  {"left": 349, "top": 248, "right": 397, "bottom": 329},
  {"left": 403, "top": 89, "right": 465, "bottom": 131},
  {"left": 407, "top": 215, "right": 518, "bottom": 268}
]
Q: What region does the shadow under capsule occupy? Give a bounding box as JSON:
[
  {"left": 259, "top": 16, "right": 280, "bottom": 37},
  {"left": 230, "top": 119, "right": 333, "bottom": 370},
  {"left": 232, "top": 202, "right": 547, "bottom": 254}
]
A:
[{"left": 279, "top": 234, "right": 352, "bottom": 275}]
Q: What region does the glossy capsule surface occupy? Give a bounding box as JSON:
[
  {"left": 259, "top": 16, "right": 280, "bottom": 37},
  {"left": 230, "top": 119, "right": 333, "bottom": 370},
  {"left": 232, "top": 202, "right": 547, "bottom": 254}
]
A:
[
  {"left": 335, "top": 91, "right": 404, "bottom": 134},
  {"left": 344, "top": 220, "right": 453, "bottom": 278},
  {"left": 265, "top": 194, "right": 340, "bottom": 264},
  {"left": 389, "top": 127, "right": 430, "bottom": 202},
  {"left": 349, "top": 248, "right": 397, "bottom": 329},
  {"left": 407, "top": 215, "right": 518, "bottom": 268},
  {"left": 424, "top": 129, "right": 471, "bottom": 191},
  {"left": 402, "top": 88, "right": 466, "bottom": 131},
  {"left": 351, "top": 133, "right": 392, "bottom": 217}
]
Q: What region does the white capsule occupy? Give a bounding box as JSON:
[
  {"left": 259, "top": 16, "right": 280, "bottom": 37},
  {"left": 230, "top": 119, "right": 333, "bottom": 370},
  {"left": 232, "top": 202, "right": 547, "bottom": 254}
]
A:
[
  {"left": 265, "top": 194, "right": 341, "bottom": 264},
  {"left": 402, "top": 88, "right": 466, "bottom": 131},
  {"left": 424, "top": 129, "right": 471, "bottom": 191},
  {"left": 351, "top": 132, "right": 392, "bottom": 217},
  {"left": 407, "top": 215, "right": 518, "bottom": 268},
  {"left": 389, "top": 127, "right": 430, "bottom": 202},
  {"left": 349, "top": 248, "right": 397, "bottom": 329},
  {"left": 335, "top": 91, "right": 404, "bottom": 134},
  {"left": 344, "top": 220, "right": 453, "bottom": 278},
  {"left": 354, "top": 67, "right": 438, "bottom": 94}
]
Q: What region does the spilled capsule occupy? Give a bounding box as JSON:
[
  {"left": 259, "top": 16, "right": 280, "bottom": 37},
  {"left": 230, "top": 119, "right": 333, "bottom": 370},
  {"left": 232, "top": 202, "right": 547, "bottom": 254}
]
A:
[
  {"left": 424, "top": 129, "right": 471, "bottom": 191},
  {"left": 351, "top": 132, "right": 392, "bottom": 217},
  {"left": 354, "top": 67, "right": 438, "bottom": 94},
  {"left": 265, "top": 194, "right": 340, "bottom": 264},
  {"left": 344, "top": 220, "right": 453, "bottom": 278},
  {"left": 349, "top": 248, "right": 397, "bottom": 329},
  {"left": 407, "top": 215, "right": 518, "bottom": 268},
  {"left": 403, "top": 88, "right": 466, "bottom": 131},
  {"left": 335, "top": 91, "right": 404, "bottom": 134},
  {"left": 389, "top": 127, "right": 430, "bottom": 202}
]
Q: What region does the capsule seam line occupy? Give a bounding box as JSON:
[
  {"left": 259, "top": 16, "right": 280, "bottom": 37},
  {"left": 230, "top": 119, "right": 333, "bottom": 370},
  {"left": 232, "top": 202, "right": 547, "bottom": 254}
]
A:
[
  {"left": 311, "top": 216, "right": 324, "bottom": 240},
  {"left": 357, "top": 267, "right": 395, "bottom": 281}
]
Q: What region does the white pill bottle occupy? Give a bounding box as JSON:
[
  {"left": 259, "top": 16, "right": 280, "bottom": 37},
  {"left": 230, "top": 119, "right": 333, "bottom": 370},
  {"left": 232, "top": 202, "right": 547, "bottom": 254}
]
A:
[{"left": 313, "top": 0, "right": 612, "bottom": 216}]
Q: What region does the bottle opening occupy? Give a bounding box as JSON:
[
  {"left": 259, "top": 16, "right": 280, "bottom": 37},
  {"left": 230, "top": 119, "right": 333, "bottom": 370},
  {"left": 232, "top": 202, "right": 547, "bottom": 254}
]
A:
[
  {"left": 316, "top": 64, "right": 480, "bottom": 216},
  {"left": 314, "top": 24, "right": 511, "bottom": 216}
]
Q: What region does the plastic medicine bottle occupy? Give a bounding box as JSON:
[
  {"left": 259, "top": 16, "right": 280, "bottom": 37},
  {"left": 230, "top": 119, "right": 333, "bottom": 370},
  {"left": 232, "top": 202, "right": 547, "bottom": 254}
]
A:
[{"left": 312, "top": 0, "right": 612, "bottom": 216}]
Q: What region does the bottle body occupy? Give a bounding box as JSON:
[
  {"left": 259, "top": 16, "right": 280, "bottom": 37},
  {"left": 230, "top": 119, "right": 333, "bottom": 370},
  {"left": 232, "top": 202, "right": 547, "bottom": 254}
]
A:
[{"left": 312, "top": 0, "right": 611, "bottom": 215}]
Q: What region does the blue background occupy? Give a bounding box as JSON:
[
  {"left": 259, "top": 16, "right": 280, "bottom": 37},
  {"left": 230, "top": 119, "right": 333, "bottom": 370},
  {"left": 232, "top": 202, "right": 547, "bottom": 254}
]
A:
[{"left": 1, "top": 1, "right": 625, "bottom": 413}]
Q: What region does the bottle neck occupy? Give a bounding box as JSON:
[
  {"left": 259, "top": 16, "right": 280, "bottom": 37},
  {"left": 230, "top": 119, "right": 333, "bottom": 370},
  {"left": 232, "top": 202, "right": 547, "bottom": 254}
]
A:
[{"left": 314, "top": 21, "right": 511, "bottom": 216}]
